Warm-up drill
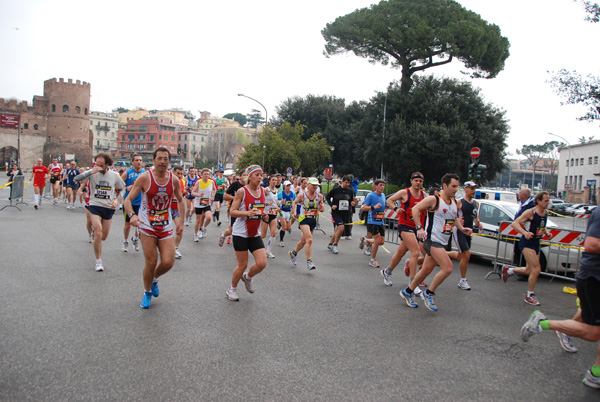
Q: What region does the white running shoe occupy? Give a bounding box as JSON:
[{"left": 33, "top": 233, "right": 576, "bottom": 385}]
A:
[
  {"left": 198, "top": 229, "right": 204, "bottom": 239},
  {"left": 307, "top": 261, "right": 316, "bottom": 270},
  {"left": 122, "top": 241, "right": 129, "bottom": 252},
  {"left": 131, "top": 236, "right": 140, "bottom": 252},
  {"left": 88, "top": 235, "right": 93, "bottom": 243},
  {"left": 458, "top": 279, "right": 471, "bottom": 291},
  {"left": 194, "top": 234, "right": 199, "bottom": 242},
  {"left": 95, "top": 260, "right": 104, "bottom": 272},
  {"left": 174, "top": 248, "right": 182, "bottom": 259},
  {"left": 554, "top": 330, "right": 577, "bottom": 353},
  {"left": 359, "top": 236, "right": 366, "bottom": 250},
  {"left": 241, "top": 273, "right": 254, "bottom": 293},
  {"left": 364, "top": 246, "right": 372, "bottom": 256},
  {"left": 184, "top": 219, "right": 190, "bottom": 227},
  {"left": 66, "top": 204, "right": 71, "bottom": 210},
  {"left": 380, "top": 269, "right": 392, "bottom": 286},
  {"left": 413, "top": 286, "right": 422, "bottom": 296},
  {"left": 219, "top": 232, "right": 225, "bottom": 247},
  {"left": 331, "top": 244, "right": 339, "bottom": 254},
  {"left": 279, "top": 241, "right": 284, "bottom": 247},
  {"left": 226, "top": 287, "right": 239, "bottom": 301},
  {"left": 266, "top": 251, "right": 275, "bottom": 259}
]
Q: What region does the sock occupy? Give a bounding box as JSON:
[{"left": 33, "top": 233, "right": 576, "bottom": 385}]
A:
[
  {"left": 229, "top": 286, "right": 236, "bottom": 291},
  {"left": 405, "top": 287, "right": 413, "bottom": 294},
  {"left": 34, "top": 194, "right": 39, "bottom": 205},
  {"left": 280, "top": 230, "right": 285, "bottom": 241},
  {"left": 328, "top": 243, "right": 332, "bottom": 247},
  {"left": 153, "top": 278, "right": 158, "bottom": 283},
  {"left": 96, "top": 258, "right": 102, "bottom": 263},
  {"left": 385, "top": 268, "right": 392, "bottom": 275},
  {"left": 539, "top": 320, "right": 550, "bottom": 330},
  {"left": 333, "top": 243, "right": 338, "bottom": 246},
  {"left": 307, "top": 259, "right": 312, "bottom": 263},
  {"left": 291, "top": 250, "right": 297, "bottom": 256},
  {"left": 527, "top": 290, "right": 535, "bottom": 297},
  {"left": 267, "top": 236, "right": 275, "bottom": 253},
  {"left": 244, "top": 272, "right": 252, "bottom": 281},
  {"left": 508, "top": 268, "right": 515, "bottom": 275},
  {"left": 591, "top": 365, "right": 600, "bottom": 377},
  {"left": 214, "top": 211, "right": 220, "bottom": 221},
  {"left": 426, "top": 289, "right": 435, "bottom": 296}
]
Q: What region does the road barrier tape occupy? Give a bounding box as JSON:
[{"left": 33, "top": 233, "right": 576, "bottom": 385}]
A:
[
  {"left": 549, "top": 210, "right": 590, "bottom": 219},
  {"left": 0, "top": 181, "right": 13, "bottom": 189},
  {"left": 380, "top": 245, "right": 390, "bottom": 254}
]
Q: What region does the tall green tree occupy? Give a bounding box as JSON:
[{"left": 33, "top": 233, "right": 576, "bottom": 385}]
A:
[
  {"left": 516, "top": 144, "right": 549, "bottom": 188},
  {"left": 246, "top": 109, "right": 265, "bottom": 128},
  {"left": 322, "top": 0, "right": 510, "bottom": 92},
  {"left": 549, "top": 69, "right": 600, "bottom": 123},
  {"left": 223, "top": 112, "right": 248, "bottom": 127}
]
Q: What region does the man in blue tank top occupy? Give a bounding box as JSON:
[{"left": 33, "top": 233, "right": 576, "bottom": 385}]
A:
[{"left": 120, "top": 154, "right": 146, "bottom": 252}]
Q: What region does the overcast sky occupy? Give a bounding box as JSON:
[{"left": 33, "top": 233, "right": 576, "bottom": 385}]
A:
[{"left": 1, "top": 0, "right": 598, "bottom": 158}]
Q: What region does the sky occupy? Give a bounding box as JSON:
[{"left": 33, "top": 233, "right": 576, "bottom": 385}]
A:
[{"left": 0, "top": 0, "right": 598, "bottom": 158}]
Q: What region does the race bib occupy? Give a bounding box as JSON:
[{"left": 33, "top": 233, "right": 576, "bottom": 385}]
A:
[
  {"left": 249, "top": 203, "right": 265, "bottom": 220},
  {"left": 284, "top": 201, "right": 293, "bottom": 209},
  {"left": 443, "top": 219, "right": 455, "bottom": 234},
  {"left": 200, "top": 198, "right": 210, "bottom": 205},
  {"left": 374, "top": 212, "right": 384, "bottom": 221},
  {"left": 339, "top": 200, "right": 349, "bottom": 211},
  {"left": 268, "top": 208, "right": 278, "bottom": 216},
  {"left": 94, "top": 185, "right": 111, "bottom": 200},
  {"left": 149, "top": 208, "right": 169, "bottom": 227},
  {"left": 305, "top": 210, "right": 317, "bottom": 217}
]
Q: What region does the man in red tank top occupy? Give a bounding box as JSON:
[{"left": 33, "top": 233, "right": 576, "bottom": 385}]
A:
[
  {"left": 125, "top": 147, "right": 185, "bottom": 309},
  {"left": 29, "top": 158, "right": 49, "bottom": 209},
  {"left": 380, "top": 172, "right": 428, "bottom": 291}
]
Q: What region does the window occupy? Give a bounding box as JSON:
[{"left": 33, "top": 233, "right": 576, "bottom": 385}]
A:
[
  {"left": 571, "top": 158, "right": 574, "bottom": 166},
  {"left": 590, "top": 157, "right": 593, "bottom": 165},
  {"left": 150, "top": 135, "right": 154, "bottom": 141},
  {"left": 159, "top": 135, "right": 162, "bottom": 140},
  {"left": 34, "top": 124, "right": 38, "bottom": 130},
  {"left": 581, "top": 158, "right": 584, "bottom": 166},
  {"left": 84, "top": 108, "right": 88, "bottom": 115},
  {"left": 52, "top": 104, "right": 56, "bottom": 112},
  {"left": 63, "top": 105, "right": 69, "bottom": 113},
  {"left": 576, "top": 159, "right": 579, "bottom": 166},
  {"left": 478, "top": 204, "right": 512, "bottom": 226},
  {"left": 201, "top": 137, "right": 204, "bottom": 142},
  {"left": 595, "top": 156, "right": 599, "bottom": 165},
  {"left": 580, "top": 175, "right": 583, "bottom": 190},
  {"left": 75, "top": 106, "right": 80, "bottom": 114},
  {"left": 184, "top": 144, "right": 187, "bottom": 151},
  {"left": 171, "top": 146, "right": 175, "bottom": 151},
  {"left": 172, "top": 136, "right": 175, "bottom": 141},
  {"left": 24, "top": 123, "right": 29, "bottom": 129},
  {"left": 566, "top": 160, "right": 569, "bottom": 167}
]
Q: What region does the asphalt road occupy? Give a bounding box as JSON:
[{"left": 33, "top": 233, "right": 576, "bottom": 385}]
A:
[{"left": 1, "top": 191, "right": 599, "bottom": 401}]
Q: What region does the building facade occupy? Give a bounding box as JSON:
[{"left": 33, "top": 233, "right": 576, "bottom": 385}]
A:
[
  {"left": 0, "top": 78, "right": 91, "bottom": 169},
  {"left": 90, "top": 111, "right": 119, "bottom": 155},
  {"left": 116, "top": 116, "right": 180, "bottom": 164},
  {"left": 558, "top": 141, "right": 600, "bottom": 195}
]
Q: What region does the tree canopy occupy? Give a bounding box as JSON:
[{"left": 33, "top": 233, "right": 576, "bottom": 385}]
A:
[
  {"left": 246, "top": 109, "right": 265, "bottom": 128},
  {"left": 223, "top": 112, "right": 248, "bottom": 127},
  {"left": 549, "top": 69, "right": 600, "bottom": 123},
  {"left": 321, "top": 0, "right": 510, "bottom": 92},
  {"left": 237, "top": 122, "right": 331, "bottom": 176}
]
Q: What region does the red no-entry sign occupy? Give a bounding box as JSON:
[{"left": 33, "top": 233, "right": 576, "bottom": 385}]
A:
[{"left": 470, "top": 147, "right": 481, "bottom": 158}]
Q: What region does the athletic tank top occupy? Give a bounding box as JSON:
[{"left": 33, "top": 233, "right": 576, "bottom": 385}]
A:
[
  {"left": 280, "top": 190, "right": 295, "bottom": 211},
  {"left": 299, "top": 192, "right": 319, "bottom": 222},
  {"left": 458, "top": 197, "right": 477, "bottom": 228},
  {"left": 232, "top": 186, "right": 266, "bottom": 238},
  {"left": 50, "top": 164, "right": 61, "bottom": 177},
  {"left": 193, "top": 179, "right": 215, "bottom": 208},
  {"left": 170, "top": 178, "right": 185, "bottom": 210},
  {"left": 398, "top": 188, "right": 426, "bottom": 228},
  {"left": 523, "top": 209, "right": 548, "bottom": 240},
  {"left": 264, "top": 187, "right": 279, "bottom": 216},
  {"left": 138, "top": 170, "right": 175, "bottom": 233},
  {"left": 124, "top": 167, "right": 146, "bottom": 205},
  {"left": 186, "top": 175, "right": 198, "bottom": 197},
  {"left": 425, "top": 195, "right": 458, "bottom": 245}
]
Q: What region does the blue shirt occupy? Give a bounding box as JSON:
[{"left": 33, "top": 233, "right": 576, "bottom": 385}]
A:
[
  {"left": 578, "top": 206, "right": 600, "bottom": 281},
  {"left": 363, "top": 192, "right": 386, "bottom": 225},
  {"left": 278, "top": 190, "right": 296, "bottom": 211},
  {"left": 66, "top": 168, "right": 80, "bottom": 186},
  {"left": 124, "top": 168, "right": 146, "bottom": 206}
]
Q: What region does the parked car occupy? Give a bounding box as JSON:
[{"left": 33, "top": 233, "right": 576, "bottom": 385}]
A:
[
  {"left": 355, "top": 189, "right": 372, "bottom": 208},
  {"left": 550, "top": 203, "right": 573, "bottom": 214},
  {"left": 468, "top": 199, "right": 581, "bottom": 274},
  {"left": 572, "top": 205, "right": 596, "bottom": 215},
  {"left": 565, "top": 204, "right": 586, "bottom": 216}
]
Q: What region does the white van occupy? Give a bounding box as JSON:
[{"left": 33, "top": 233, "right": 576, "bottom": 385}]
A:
[{"left": 474, "top": 188, "right": 518, "bottom": 204}]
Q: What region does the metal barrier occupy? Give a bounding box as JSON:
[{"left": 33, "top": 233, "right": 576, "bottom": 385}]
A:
[{"left": 486, "top": 221, "right": 584, "bottom": 282}]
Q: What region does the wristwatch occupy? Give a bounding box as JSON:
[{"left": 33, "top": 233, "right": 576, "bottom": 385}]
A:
[
  {"left": 416, "top": 225, "right": 422, "bottom": 230},
  {"left": 127, "top": 212, "right": 136, "bottom": 219}
]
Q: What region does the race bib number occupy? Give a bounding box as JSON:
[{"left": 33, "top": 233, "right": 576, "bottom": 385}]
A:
[
  {"left": 94, "top": 185, "right": 111, "bottom": 200},
  {"left": 249, "top": 203, "right": 265, "bottom": 220},
  {"left": 268, "top": 208, "right": 278, "bottom": 215},
  {"left": 200, "top": 198, "right": 210, "bottom": 205},
  {"left": 305, "top": 210, "right": 317, "bottom": 217},
  {"left": 149, "top": 208, "right": 169, "bottom": 227},
  {"left": 443, "top": 219, "right": 455, "bottom": 234},
  {"left": 374, "top": 212, "right": 385, "bottom": 222},
  {"left": 339, "top": 200, "right": 349, "bottom": 211},
  {"left": 218, "top": 184, "right": 224, "bottom": 190},
  {"left": 284, "top": 201, "right": 293, "bottom": 209}
]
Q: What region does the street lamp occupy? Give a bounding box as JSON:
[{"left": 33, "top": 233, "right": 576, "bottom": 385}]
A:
[
  {"left": 262, "top": 145, "right": 266, "bottom": 169},
  {"left": 238, "top": 93, "right": 268, "bottom": 127}
]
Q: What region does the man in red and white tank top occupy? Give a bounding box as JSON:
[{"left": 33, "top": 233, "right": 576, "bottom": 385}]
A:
[
  {"left": 380, "top": 172, "right": 428, "bottom": 290},
  {"left": 48, "top": 158, "right": 62, "bottom": 204},
  {"left": 125, "top": 148, "right": 185, "bottom": 309}
]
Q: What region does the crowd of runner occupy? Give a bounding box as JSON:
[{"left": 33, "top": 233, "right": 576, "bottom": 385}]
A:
[{"left": 8, "top": 149, "right": 600, "bottom": 390}]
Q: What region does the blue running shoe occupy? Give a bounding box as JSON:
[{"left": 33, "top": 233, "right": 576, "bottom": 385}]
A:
[
  {"left": 151, "top": 281, "right": 159, "bottom": 297},
  {"left": 420, "top": 290, "right": 438, "bottom": 311},
  {"left": 140, "top": 291, "right": 152, "bottom": 309},
  {"left": 400, "top": 288, "right": 418, "bottom": 308}
]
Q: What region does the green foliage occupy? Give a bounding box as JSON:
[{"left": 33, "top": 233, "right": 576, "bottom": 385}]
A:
[
  {"left": 322, "top": 0, "right": 510, "bottom": 92},
  {"left": 237, "top": 122, "right": 331, "bottom": 176},
  {"left": 113, "top": 107, "right": 129, "bottom": 113},
  {"left": 549, "top": 69, "right": 600, "bottom": 123},
  {"left": 246, "top": 109, "right": 265, "bottom": 128},
  {"left": 223, "top": 113, "right": 248, "bottom": 127},
  {"left": 580, "top": 0, "right": 600, "bottom": 23}
]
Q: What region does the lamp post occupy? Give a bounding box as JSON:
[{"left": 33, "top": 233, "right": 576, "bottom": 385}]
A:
[
  {"left": 262, "top": 145, "right": 266, "bottom": 169},
  {"left": 237, "top": 93, "right": 268, "bottom": 128},
  {"left": 548, "top": 132, "right": 571, "bottom": 193}
]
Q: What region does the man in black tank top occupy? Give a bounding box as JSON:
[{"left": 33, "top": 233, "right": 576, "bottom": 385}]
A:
[{"left": 448, "top": 181, "right": 483, "bottom": 291}]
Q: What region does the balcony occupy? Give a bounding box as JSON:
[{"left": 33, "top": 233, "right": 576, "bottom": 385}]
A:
[{"left": 95, "top": 124, "right": 110, "bottom": 132}]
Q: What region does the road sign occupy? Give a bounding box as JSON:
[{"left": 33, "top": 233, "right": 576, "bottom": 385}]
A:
[
  {"left": 324, "top": 168, "right": 332, "bottom": 180},
  {"left": 470, "top": 147, "right": 481, "bottom": 159},
  {"left": 587, "top": 179, "right": 597, "bottom": 186},
  {"left": 287, "top": 167, "right": 292, "bottom": 174}
]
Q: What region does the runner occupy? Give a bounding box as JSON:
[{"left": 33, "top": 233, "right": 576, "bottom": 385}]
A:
[
  {"left": 380, "top": 172, "right": 427, "bottom": 289},
  {"left": 261, "top": 175, "right": 280, "bottom": 259},
  {"left": 520, "top": 205, "right": 600, "bottom": 388},
  {"left": 120, "top": 154, "right": 146, "bottom": 252},
  {"left": 184, "top": 167, "right": 199, "bottom": 226},
  {"left": 48, "top": 158, "right": 62, "bottom": 204},
  {"left": 399, "top": 173, "right": 472, "bottom": 311},
  {"left": 63, "top": 161, "right": 80, "bottom": 210},
  {"left": 213, "top": 169, "right": 228, "bottom": 226},
  {"left": 220, "top": 171, "right": 248, "bottom": 247},
  {"left": 325, "top": 175, "right": 357, "bottom": 255},
  {"left": 292, "top": 177, "right": 307, "bottom": 227},
  {"left": 125, "top": 147, "right": 185, "bottom": 309},
  {"left": 277, "top": 180, "right": 296, "bottom": 247},
  {"left": 447, "top": 181, "right": 484, "bottom": 291},
  {"left": 502, "top": 191, "right": 553, "bottom": 305},
  {"left": 191, "top": 168, "right": 217, "bottom": 241},
  {"left": 226, "top": 165, "right": 268, "bottom": 301},
  {"left": 29, "top": 158, "right": 49, "bottom": 210},
  {"left": 74, "top": 153, "right": 126, "bottom": 271},
  {"left": 289, "top": 177, "right": 325, "bottom": 271},
  {"left": 359, "top": 179, "right": 386, "bottom": 268},
  {"left": 171, "top": 165, "right": 187, "bottom": 259}
]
